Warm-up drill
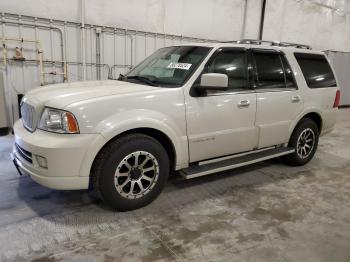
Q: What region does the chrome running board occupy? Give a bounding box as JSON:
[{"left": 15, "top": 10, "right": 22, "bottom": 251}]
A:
[{"left": 180, "top": 147, "right": 295, "bottom": 179}]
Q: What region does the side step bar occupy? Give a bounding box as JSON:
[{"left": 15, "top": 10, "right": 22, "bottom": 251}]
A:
[{"left": 180, "top": 147, "right": 295, "bottom": 179}]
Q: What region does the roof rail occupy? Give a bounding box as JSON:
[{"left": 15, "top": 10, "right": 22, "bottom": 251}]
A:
[{"left": 222, "top": 39, "right": 312, "bottom": 50}]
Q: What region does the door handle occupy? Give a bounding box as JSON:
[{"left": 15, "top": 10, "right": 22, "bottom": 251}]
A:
[
  {"left": 291, "top": 95, "right": 301, "bottom": 103},
  {"left": 238, "top": 100, "right": 250, "bottom": 108}
]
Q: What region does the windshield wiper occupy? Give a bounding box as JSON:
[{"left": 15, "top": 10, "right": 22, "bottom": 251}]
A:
[
  {"left": 126, "top": 76, "right": 158, "bottom": 86},
  {"left": 118, "top": 73, "right": 125, "bottom": 80}
]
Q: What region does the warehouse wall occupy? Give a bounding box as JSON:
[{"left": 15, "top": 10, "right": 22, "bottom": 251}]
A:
[
  {"left": 0, "top": 0, "right": 349, "bottom": 126},
  {"left": 0, "top": 0, "right": 261, "bottom": 126},
  {"left": 264, "top": 0, "right": 350, "bottom": 51},
  {"left": 0, "top": 0, "right": 261, "bottom": 40}
]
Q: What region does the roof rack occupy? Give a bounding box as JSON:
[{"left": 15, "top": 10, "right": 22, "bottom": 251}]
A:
[{"left": 222, "top": 39, "right": 312, "bottom": 50}]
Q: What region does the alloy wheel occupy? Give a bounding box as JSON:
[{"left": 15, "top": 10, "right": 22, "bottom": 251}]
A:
[
  {"left": 296, "top": 128, "right": 315, "bottom": 159},
  {"left": 114, "top": 151, "right": 159, "bottom": 199}
]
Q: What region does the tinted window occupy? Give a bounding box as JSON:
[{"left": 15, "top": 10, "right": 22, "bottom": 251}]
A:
[
  {"left": 253, "top": 52, "right": 285, "bottom": 89},
  {"left": 294, "top": 53, "right": 336, "bottom": 88},
  {"left": 206, "top": 50, "right": 248, "bottom": 90}
]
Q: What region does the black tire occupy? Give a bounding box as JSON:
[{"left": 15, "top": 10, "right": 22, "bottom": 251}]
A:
[
  {"left": 282, "top": 118, "right": 319, "bottom": 166},
  {"left": 91, "top": 133, "right": 170, "bottom": 211}
]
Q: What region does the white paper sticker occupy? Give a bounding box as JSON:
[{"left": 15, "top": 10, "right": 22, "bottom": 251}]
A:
[{"left": 167, "top": 62, "right": 192, "bottom": 70}]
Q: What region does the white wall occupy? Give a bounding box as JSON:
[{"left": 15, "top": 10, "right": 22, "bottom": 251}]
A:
[
  {"left": 1, "top": 0, "right": 349, "bottom": 49},
  {"left": 0, "top": 0, "right": 258, "bottom": 41},
  {"left": 2, "top": 0, "right": 350, "bottom": 47},
  {"left": 1, "top": 0, "right": 350, "bottom": 126},
  {"left": 264, "top": 0, "right": 350, "bottom": 51}
]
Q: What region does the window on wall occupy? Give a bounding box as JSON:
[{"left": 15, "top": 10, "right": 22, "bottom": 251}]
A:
[
  {"left": 294, "top": 53, "right": 336, "bottom": 88},
  {"left": 205, "top": 49, "right": 248, "bottom": 90},
  {"left": 253, "top": 51, "right": 286, "bottom": 89}
]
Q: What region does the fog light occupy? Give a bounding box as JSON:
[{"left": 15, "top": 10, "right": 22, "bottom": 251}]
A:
[{"left": 36, "top": 155, "right": 48, "bottom": 169}]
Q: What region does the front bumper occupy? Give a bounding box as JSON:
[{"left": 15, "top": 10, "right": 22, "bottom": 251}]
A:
[{"left": 12, "top": 120, "right": 106, "bottom": 190}]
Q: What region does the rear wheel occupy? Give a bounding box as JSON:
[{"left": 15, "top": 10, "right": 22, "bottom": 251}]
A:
[
  {"left": 91, "top": 134, "right": 170, "bottom": 211},
  {"left": 282, "top": 118, "right": 319, "bottom": 166}
]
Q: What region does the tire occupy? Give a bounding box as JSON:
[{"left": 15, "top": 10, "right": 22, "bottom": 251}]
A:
[
  {"left": 91, "top": 133, "right": 170, "bottom": 211},
  {"left": 282, "top": 118, "right": 319, "bottom": 166}
]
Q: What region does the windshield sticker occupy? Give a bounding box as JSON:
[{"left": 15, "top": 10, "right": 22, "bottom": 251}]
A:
[{"left": 167, "top": 62, "right": 192, "bottom": 70}]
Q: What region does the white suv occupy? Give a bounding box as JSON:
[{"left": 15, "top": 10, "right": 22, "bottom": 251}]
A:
[{"left": 12, "top": 40, "right": 340, "bottom": 210}]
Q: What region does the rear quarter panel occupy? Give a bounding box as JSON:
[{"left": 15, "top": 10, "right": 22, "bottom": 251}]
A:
[{"left": 284, "top": 49, "right": 338, "bottom": 138}]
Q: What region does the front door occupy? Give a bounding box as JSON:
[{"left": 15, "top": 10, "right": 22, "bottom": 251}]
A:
[
  {"left": 186, "top": 48, "right": 258, "bottom": 162},
  {"left": 251, "top": 49, "right": 304, "bottom": 148}
]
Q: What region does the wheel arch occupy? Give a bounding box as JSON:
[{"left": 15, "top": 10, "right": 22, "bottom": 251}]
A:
[
  {"left": 115, "top": 127, "right": 177, "bottom": 170},
  {"left": 301, "top": 112, "right": 322, "bottom": 132},
  {"left": 88, "top": 127, "right": 178, "bottom": 188},
  {"left": 288, "top": 111, "right": 323, "bottom": 143}
]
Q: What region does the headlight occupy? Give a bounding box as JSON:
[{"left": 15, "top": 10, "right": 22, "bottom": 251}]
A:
[{"left": 38, "top": 107, "right": 80, "bottom": 134}]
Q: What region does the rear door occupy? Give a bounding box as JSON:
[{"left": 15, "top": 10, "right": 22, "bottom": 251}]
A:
[{"left": 252, "top": 49, "right": 304, "bottom": 148}]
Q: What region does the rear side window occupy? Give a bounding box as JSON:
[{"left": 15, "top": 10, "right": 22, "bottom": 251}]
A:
[
  {"left": 253, "top": 52, "right": 286, "bottom": 89},
  {"left": 294, "top": 53, "right": 336, "bottom": 88}
]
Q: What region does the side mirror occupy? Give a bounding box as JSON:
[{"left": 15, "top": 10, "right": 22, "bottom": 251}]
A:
[{"left": 197, "top": 73, "right": 229, "bottom": 91}]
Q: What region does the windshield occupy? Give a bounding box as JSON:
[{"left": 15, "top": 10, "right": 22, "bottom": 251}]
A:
[{"left": 125, "top": 46, "right": 211, "bottom": 87}]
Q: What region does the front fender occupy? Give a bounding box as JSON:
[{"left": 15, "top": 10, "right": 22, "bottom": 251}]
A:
[{"left": 95, "top": 109, "right": 189, "bottom": 170}]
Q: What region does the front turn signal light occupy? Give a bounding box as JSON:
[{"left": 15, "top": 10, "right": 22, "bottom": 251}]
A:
[{"left": 66, "top": 112, "right": 80, "bottom": 133}]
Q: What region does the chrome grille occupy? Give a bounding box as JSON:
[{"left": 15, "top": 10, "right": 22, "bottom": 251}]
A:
[{"left": 21, "top": 102, "right": 36, "bottom": 132}]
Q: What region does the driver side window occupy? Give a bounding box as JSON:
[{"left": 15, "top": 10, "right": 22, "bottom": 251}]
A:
[{"left": 205, "top": 49, "right": 248, "bottom": 91}]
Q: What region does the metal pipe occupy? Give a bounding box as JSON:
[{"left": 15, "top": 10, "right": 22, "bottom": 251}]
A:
[
  {"left": 81, "top": 0, "right": 86, "bottom": 80},
  {"left": 1, "top": 18, "right": 66, "bottom": 64},
  {"left": 110, "top": 64, "right": 133, "bottom": 79},
  {"left": 0, "top": 36, "right": 46, "bottom": 85},
  {"left": 1, "top": 16, "right": 67, "bottom": 84},
  {"left": 5, "top": 58, "right": 110, "bottom": 81},
  {"left": 241, "top": 0, "right": 248, "bottom": 39},
  {"left": 96, "top": 28, "right": 101, "bottom": 80},
  {"left": 258, "top": 0, "right": 267, "bottom": 40},
  {"left": 0, "top": 36, "right": 70, "bottom": 85},
  {"left": 2, "top": 12, "right": 219, "bottom": 43}
]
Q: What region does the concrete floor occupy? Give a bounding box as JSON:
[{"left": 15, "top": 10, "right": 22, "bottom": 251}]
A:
[{"left": 0, "top": 109, "right": 350, "bottom": 262}]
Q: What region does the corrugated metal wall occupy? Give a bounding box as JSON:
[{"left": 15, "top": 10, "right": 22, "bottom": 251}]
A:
[{"left": 0, "top": 13, "right": 217, "bottom": 126}]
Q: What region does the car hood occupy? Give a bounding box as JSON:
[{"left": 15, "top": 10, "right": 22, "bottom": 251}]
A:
[{"left": 24, "top": 80, "right": 159, "bottom": 109}]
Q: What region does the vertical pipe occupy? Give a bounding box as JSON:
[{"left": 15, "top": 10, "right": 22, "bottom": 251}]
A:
[
  {"left": 1, "top": 12, "right": 13, "bottom": 128},
  {"left": 258, "top": 0, "right": 267, "bottom": 40},
  {"left": 18, "top": 15, "right": 26, "bottom": 93},
  {"left": 49, "top": 19, "right": 55, "bottom": 83},
  {"left": 154, "top": 33, "right": 157, "bottom": 51},
  {"left": 34, "top": 17, "right": 44, "bottom": 86},
  {"left": 90, "top": 26, "right": 94, "bottom": 80},
  {"left": 124, "top": 29, "right": 127, "bottom": 73},
  {"left": 81, "top": 0, "right": 86, "bottom": 80},
  {"left": 241, "top": 0, "right": 248, "bottom": 39},
  {"left": 134, "top": 31, "right": 137, "bottom": 66},
  {"left": 112, "top": 27, "right": 116, "bottom": 79},
  {"left": 101, "top": 27, "right": 105, "bottom": 78},
  {"left": 63, "top": 21, "right": 68, "bottom": 82},
  {"left": 145, "top": 33, "right": 147, "bottom": 57},
  {"left": 95, "top": 28, "right": 101, "bottom": 80}
]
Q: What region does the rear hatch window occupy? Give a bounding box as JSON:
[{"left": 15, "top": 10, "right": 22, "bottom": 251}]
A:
[{"left": 294, "top": 53, "right": 337, "bottom": 88}]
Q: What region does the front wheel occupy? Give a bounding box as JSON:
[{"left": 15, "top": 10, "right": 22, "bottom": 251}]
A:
[
  {"left": 282, "top": 118, "right": 319, "bottom": 166},
  {"left": 91, "top": 134, "right": 170, "bottom": 211}
]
